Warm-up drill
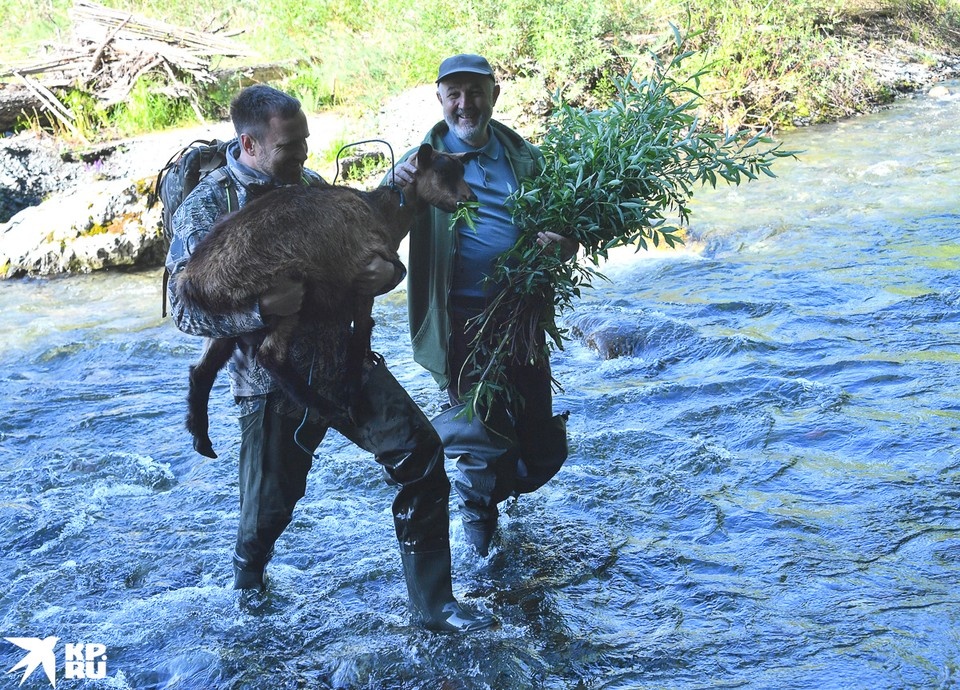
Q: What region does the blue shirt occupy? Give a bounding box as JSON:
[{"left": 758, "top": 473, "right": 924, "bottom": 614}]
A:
[{"left": 442, "top": 129, "right": 519, "bottom": 300}]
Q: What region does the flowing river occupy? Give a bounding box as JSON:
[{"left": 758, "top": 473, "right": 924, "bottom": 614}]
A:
[{"left": 1, "top": 83, "right": 958, "bottom": 689}]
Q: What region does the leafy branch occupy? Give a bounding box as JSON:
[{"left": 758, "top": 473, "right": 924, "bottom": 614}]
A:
[{"left": 459, "top": 26, "right": 799, "bottom": 419}]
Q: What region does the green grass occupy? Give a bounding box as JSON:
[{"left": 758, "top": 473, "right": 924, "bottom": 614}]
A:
[
  {"left": 1, "top": 0, "right": 958, "bottom": 139},
  {"left": 111, "top": 77, "right": 201, "bottom": 136}
]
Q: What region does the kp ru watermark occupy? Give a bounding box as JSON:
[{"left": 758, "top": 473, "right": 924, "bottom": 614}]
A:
[{"left": 4, "top": 637, "right": 107, "bottom": 688}]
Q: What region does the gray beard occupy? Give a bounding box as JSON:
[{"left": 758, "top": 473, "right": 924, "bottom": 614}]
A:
[{"left": 448, "top": 118, "right": 487, "bottom": 148}]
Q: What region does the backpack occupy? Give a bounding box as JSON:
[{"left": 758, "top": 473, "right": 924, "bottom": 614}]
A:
[{"left": 149, "top": 138, "right": 239, "bottom": 316}]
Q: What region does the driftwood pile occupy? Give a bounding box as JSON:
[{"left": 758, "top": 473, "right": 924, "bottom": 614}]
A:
[{"left": 0, "top": 0, "right": 250, "bottom": 136}]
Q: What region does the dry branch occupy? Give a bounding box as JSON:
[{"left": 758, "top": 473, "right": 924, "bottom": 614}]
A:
[
  {"left": 70, "top": 0, "right": 247, "bottom": 57},
  {"left": 8, "top": 70, "right": 86, "bottom": 142},
  {"left": 0, "top": 0, "right": 251, "bottom": 131}
]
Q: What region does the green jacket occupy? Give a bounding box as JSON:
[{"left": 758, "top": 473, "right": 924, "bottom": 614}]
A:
[{"left": 400, "top": 119, "right": 544, "bottom": 389}]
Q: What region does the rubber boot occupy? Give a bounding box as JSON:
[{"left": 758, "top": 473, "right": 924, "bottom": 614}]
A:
[
  {"left": 233, "top": 551, "right": 268, "bottom": 591},
  {"left": 400, "top": 549, "right": 497, "bottom": 633},
  {"left": 461, "top": 506, "right": 500, "bottom": 558},
  {"left": 233, "top": 566, "right": 264, "bottom": 591}
]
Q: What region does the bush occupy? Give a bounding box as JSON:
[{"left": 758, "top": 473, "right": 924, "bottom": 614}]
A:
[{"left": 111, "top": 77, "right": 200, "bottom": 136}]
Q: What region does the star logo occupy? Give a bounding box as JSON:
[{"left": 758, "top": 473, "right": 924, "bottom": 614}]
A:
[{"left": 5, "top": 636, "right": 58, "bottom": 688}]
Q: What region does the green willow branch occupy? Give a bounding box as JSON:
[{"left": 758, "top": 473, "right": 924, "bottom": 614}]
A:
[{"left": 459, "top": 26, "right": 800, "bottom": 420}]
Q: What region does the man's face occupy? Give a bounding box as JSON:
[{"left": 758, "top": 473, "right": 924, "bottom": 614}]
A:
[
  {"left": 437, "top": 74, "right": 499, "bottom": 148},
  {"left": 249, "top": 110, "right": 309, "bottom": 184}
]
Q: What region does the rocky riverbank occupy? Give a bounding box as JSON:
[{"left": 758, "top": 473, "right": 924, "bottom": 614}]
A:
[
  {"left": 2, "top": 47, "right": 959, "bottom": 280},
  {"left": 0, "top": 132, "right": 177, "bottom": 278}
]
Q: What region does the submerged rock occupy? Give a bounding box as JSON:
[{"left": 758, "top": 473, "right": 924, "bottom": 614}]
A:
[{"left": 929, "top": 84, "right": 955, "bottom": 99}]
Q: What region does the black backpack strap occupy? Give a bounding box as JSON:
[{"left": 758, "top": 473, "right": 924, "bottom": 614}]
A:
[
  {"left": 162, "top": 268, "right": 171, "bottom": 318},
  {"left": 209, "top": 167, "right": 240, "bottom": 213}
]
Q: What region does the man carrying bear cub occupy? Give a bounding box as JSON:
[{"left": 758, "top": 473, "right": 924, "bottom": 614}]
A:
[{"left": 165, "top": 83, "right": 494, "bottom": 633}]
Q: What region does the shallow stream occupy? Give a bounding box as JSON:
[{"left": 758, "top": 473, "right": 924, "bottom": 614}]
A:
[{"left": 1, "top": 83, "right": 958, "bottom": 689}]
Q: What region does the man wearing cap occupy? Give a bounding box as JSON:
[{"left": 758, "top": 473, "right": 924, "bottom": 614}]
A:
[{"left": 391, "top": 54, "right": 576, "bottom": 557}]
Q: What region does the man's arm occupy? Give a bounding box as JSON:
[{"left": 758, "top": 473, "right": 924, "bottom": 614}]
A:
[
  {"left": 165, "top": 188, "right": 270, "bottom": 339},
  {"left": 369, "top": 157, "right": 417, "bottom": 294}
]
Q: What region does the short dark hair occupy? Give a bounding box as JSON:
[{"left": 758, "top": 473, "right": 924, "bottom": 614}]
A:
[{"left": 230, "top": 85, "right": 302, "bottom": 142}]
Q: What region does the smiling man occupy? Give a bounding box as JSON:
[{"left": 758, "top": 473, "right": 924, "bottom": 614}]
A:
[
  {"left": 391, "top": 54, "right": 577, "bottom": 557},
  {"left": 436, "top": 54, "right": 500, "bottom": 147},
  {"left": 165, "top": 84, "right": 494, "bottom": 633}
]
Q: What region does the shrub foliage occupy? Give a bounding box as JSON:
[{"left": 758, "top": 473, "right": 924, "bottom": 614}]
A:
[{"left": 458, "top": 29, "right": 799, "bottom": 418}]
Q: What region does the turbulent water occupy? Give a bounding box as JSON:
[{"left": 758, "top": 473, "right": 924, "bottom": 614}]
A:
[{"left": 1, "top": 84, "right": 958, "bottom": 690}]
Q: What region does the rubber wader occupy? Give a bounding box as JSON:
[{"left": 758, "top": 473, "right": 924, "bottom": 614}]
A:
[
  {"left": 432, "top": 405, "right": 569, "bottom": 556},
  {"left": 400, "top": 548, "right": 497, "bottom": 632}
]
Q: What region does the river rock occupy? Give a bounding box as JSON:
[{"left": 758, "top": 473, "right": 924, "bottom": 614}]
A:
[
  {"left": 0, "top": 134, "right": 89, "bottom": 223},
  {"left": 928, "top": 84, "right": 953, "bottom": 99},
  {"left": 0, "top": 176, "right": 163, "bottom": 278},
  {"left": 568, "top": 312, "right": 648, "bottom": 360},
  {"left": 0, "top": 126, "right": 222, "bottom": 280}
]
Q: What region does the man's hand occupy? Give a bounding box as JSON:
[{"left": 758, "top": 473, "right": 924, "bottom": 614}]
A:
[
  {"left": 355, "top": 256, "right": 401, "bottom": 295},
  {"left": 259, "top": 278, "right": 305, "bottom": 317},
  {"left": 536, "top": 231, "right": 579, "bottom": 262},
  {"left": 389, "top": 160, "right": 418, "bottom": 188}
]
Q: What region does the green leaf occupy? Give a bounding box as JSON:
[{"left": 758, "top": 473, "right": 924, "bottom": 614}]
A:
[{"left": 450, "top": 201, "right": 480, "bottom": 233}]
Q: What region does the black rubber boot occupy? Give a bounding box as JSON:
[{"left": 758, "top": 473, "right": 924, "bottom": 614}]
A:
[
  {"left": 233, "top": 566, "right": 265, "bottom": 591},
  {"left": 400, "top": 549, "right": 497, "bottom": 633},
  {"left": 233, "top": 551, "right": 267, "bottom": 591},
  {"left": 462, "top": 516, "right": 496, "bottom": 557}
]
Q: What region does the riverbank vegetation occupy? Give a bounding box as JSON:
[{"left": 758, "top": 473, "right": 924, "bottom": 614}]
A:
[{"left": 2, "top": 0, "right": 959, "bottom": 142}]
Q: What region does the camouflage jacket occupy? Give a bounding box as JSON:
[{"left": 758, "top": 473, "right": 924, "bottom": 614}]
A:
[{"left": 164, "top": 140, "right": 349, "bottom": 402}]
